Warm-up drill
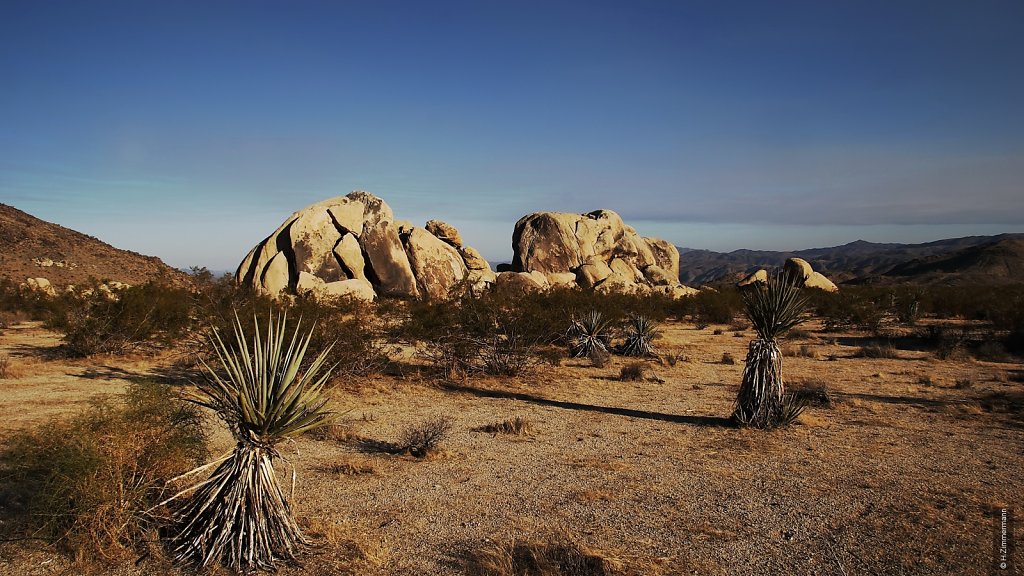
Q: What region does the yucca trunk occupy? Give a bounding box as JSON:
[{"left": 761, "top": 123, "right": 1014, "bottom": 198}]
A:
[
  {"left": 733, "top": 338, "right": 785, "bottom": 428},
  {"left": 172, "top": 442, "right": 306, "bottom": 572}
]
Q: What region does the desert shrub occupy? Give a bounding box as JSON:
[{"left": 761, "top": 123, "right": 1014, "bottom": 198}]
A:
[
  {"left": 0, "top": 355, "right": 11, "bottom": 379},
  {"left": 975, "top": 340, "right": 1012, "bottom": 362},
  {"left": 813, "top": 289, "right": 886, "bottom": 332},
  {"left": 954, "top": 378, "right": 974, "bottom": 389},
  {"left": 858, "top": 343, "right": 899, "bottom": 359},
  {"left": 713, "top": 328, "right": 724, "bottom": 335},
  {"left": 692, "top": 288, "right": 741, "bottom": 326},
  {"left": 618, "top": 315, "right": 660, "bottom": 357},
  {"left": 788, "top": 344, "right": 818, "bottom": 358},
  {"left": 588, "top": 347, "right": 610, "bottom": 368},
  {"left": 476, "top": 416, "right": 533, "bottom": 436},
  {"left": 398, "top": 417, "right": 452, "bottom": 458},
  {"left": 917, "top": 375, "right": 934, "bottom": 387},
  {"left": 788, "top": 379, "right": 834, "bottom": 408},
  {"left": 466, "top": 534, "right": 618, "bottom": 576},
  {"left": 618, "top": 362, "right": 646, "bottom": 382},
  {"left": 50, "top": 281, "right": 193, "bottom": 357},
  {"left": 0, "top": 383, "right": 207, "bottom": 563},
  {"left": 721, "top": 352, "right": 735, "bottom": 365}
]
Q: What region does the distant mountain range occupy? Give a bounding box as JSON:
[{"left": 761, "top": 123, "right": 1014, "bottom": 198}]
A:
[
  {"left": 0, "top": 203, "right": 189, "bottom": 287},
  {"left": 2, "top": 201, "right": 1021, "bottom": 290},
  {"left": 678, "top": 234, "right": 1024, "bottom": 286}
]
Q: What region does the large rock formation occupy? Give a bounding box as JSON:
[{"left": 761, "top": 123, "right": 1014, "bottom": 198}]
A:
[
  {"left": 509, "top": 209, "right": 697, "bottom": 298},
  {"left": 236, "top": 192, "right": 494, "bottom": 301},
  {"left": 737, "top": 257, "right": 839, "bottom": 292}
]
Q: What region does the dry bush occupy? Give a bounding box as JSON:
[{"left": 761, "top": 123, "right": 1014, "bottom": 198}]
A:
[
  {"left": 974, "top": 340, "right": 1011, "bottom": 362},
  {"left": 318, "top": 460, "right": 376, "bottom": 476},
  {"left": 797, "top": 344, "right": 818, "bottom": 358},
  {"left": 660, "top": 349, "right": 687, "bottom": 367},
  {"left": 618, "top": 362, "right": 646, "bottom": 382},
  {"left": 721, "top": 352, "right": 735, "bottom": 365},
  {"left": 0, "top": 355, "right": 15, "bottom": 379},
  {"left": 788, "top": 379, "right": 835, "bottom": 408},
  {"left": 954, "top": 378, "right": 974, "bottom": 389},
  {"left": 917, "top": 375, "right": 934, "bottom": 387},
  {"left": 588, "top": 347, "right": 610, "bottom": 368},
  {"left": 713, "top": 328, "right": 724, "bottom": 335},
  {"left": 466, "top": 534, "right": 621, "bottom": 576},
  {"left": 858, "top": 343, "right": 899, "bottom": 359},
  {"left": 476, "top": 416, "right": 533, "bottom": 436},
  {"left": 398, "top": 417, "right": 453, "bottom": 458},
  {"left": 0, "top": 383, "right": 207, "bottom": 565},
  {"left": 306, "top": 422, "right": 359, "bottom": 443}
]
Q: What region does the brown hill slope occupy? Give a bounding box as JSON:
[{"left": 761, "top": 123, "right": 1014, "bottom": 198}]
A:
[
  {"left": 859, "top": 237, "right": 1024, "bottom": 285},
  {"left": 0, "top": 203, "right": 189, "bottom": 287}
]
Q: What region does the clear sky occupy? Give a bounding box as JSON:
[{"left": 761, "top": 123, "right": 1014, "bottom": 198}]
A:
[{"left": 2, "top": 0, "right": 1023, "bottom": 271}]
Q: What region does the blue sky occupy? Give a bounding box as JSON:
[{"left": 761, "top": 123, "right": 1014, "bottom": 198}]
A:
[{"left": 2, "top": 0, "right": 1023, "bottom": 271}]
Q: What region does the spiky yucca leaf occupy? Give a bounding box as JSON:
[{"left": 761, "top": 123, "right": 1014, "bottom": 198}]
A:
[
  {"left": 619, "top": 315, "right": 660, "bottom": 357},
  {"left": 194, "top": 313, "right": 334, "bottom": 441},
  {"left": 566, "top": 310, "right": 613, "bottom": 358},
  {"left": 173, "top": 313, "right": 335, "bottom": 572},
  {"left": 742, "top": 271, "right": 808, "bottom": 342}
]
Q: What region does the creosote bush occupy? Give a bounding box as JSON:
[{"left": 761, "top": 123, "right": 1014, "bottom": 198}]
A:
[
  {"left": 618, "top": 362, "right": 646, "bottom": 382},
  {"left": 0, "top": 383, "right": 208, "bottom": 564},
  {"left": 398, "top": 416, "right": 453, "bottom": 457},
  {"left": 49, "top": 282, "right": 193, "bottom": 357}
]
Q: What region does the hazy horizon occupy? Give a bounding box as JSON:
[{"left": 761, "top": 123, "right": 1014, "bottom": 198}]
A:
[{"left": 3, "top": 1, "right": 1023, "bottom": 270}]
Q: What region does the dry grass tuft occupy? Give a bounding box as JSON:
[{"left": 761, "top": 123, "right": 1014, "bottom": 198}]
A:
[
  {"left": 788, "top": 378, "right": 835, "bottom": 408},
  {"left": 618, "top": 362, "right": 646, "bottom": 382},
  {"left": 720, "top": 352, "right": 735, "bottom": 365},
  {"left": 858, "top": 343, "right": 900, "bottom": 359},
  {"left": 318, "top": 459, "right": 376, "bottom": 476},
  {"left": 0, "top": 355, "right": 15, "bottom": 379},
  {"left": 306, "top": 422, "right": 359, "bottom": 443},
  {"left": 588, "top": 348, "right": 610, "bottom": 368},
  {"left": 476, "top": 416, "right": 534, "bottom": 436},
  {"left": 466, "top": 533, "right": 623, "bottom": 576},
  {"left": 301, "top": 517, "right": 386, "bottom": 575},
  {"left": 398, "top": 416, "right": 453, "bottom": 458}
]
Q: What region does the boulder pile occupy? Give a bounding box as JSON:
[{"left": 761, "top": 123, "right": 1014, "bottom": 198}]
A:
[
  {"left": 504, "top": 209, "right": 697, "bottom": 298},
  {"left": 235, "top": 191, "right": 495, "bottom": 301},
  {"left": 737, "top": 257, "right": 839, "bottom": 292}
]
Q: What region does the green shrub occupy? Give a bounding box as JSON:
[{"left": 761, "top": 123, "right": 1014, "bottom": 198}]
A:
[
  {"left": 0, "top": 383, "right": 208, "bottom": 563},
  {"left": 50, "top": 282, "right": 193, "bottom": 356}
]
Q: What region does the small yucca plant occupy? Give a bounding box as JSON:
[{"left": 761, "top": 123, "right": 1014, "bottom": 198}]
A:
[
  {"left": 733, "top": 272, "right": 808, "bottom": 428},
  {"left": 172, "top": 313, "right": 334, "bottom": 572},
  {"left": 566, "top": 310, "right": 613, "bottom": 358},
  {"left": 618, "top": 315, "right": 660, "bottom": 357}
]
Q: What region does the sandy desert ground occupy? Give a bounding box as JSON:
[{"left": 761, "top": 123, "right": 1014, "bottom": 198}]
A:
[{"left": 0, "top": 319, "right": 1021, "bottom": 575}]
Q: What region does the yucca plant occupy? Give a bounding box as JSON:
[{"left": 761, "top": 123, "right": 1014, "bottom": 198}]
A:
[
  {"left": 733, "top": 271, "right": 808, "bottom": 428},
  {"left": 566, "top": 310, "right": 613, "bottom": 358},
  {"left": 618, "top": 314, "right": 660, "bottom": 357},
  {"left": 172, "top": 313, "right": 334, "bottom": 572}
]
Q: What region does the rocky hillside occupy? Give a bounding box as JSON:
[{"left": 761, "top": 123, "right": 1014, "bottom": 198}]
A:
[
  {"left": 0, "top": 203, "right": 189, "bottom": 288},
  {"left": 679, "top": 234, "right": 1024, "bottom": 286}
]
